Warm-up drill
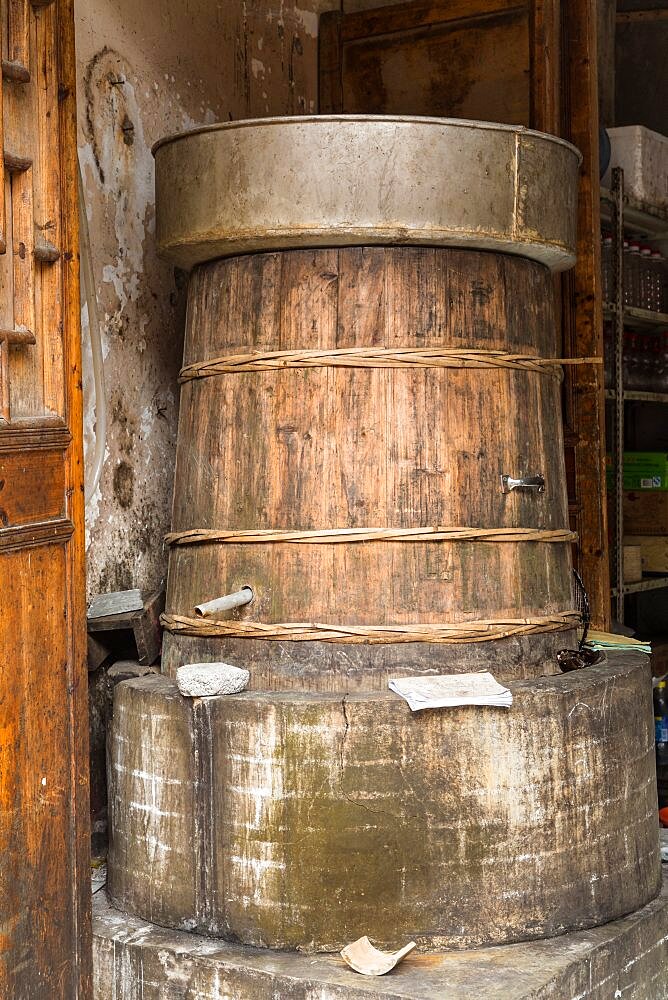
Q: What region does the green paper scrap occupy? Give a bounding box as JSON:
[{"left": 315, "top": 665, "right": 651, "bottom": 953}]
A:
[{"left": 583, "top": 629, "right": 651, "bottom": 655}]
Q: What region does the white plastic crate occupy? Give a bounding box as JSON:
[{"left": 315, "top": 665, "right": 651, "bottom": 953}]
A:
[{"left": 603, "top": 125, "right": 668, "bottom": 211}]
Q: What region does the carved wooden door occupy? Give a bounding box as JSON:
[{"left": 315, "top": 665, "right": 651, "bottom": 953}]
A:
[{"left": 0, "top": 0, "right": 91, "bottom": 996}]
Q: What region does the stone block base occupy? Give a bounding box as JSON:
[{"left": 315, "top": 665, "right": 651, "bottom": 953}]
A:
[
  {"left": 94, "top": 875, "right": 668, "bottom": 999},
  {"left": 107, "top": 653, "right": 661, "bottom": 952}
]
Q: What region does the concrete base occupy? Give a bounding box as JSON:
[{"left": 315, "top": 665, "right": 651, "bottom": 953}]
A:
[
  {"left": 93, "top": 873, "right": 668, "bottom": 999},
  {"left": 107, "top": 655, "right": 661, "bottom": 952}
]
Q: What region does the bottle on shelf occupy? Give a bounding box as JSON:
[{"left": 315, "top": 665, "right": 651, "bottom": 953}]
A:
[
  {"left": 622, "top": 239, "right": 631, "bottom": 307},
  {"left": 655, "top": 680, "right": 668, "bottom": 768},
  {"left": 639, "top": 245, "right": 653, "bottom": 311},
  {"left": 635, "top": 333, "right": 652, "bottom": 391},
  {"left": 650, "top": 250, "right": 667, "bottom": 314},
  {"left": 641, "top": 334, "right": 661, "bottom": 392},
  {"left": 627, "top": 240, "right": 642, "bottom": 308},
  {"left": 623, "top": 330, "right": 641, "bottom": 388}
]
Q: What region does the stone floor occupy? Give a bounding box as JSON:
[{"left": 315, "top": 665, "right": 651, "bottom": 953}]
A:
[{"left": 93, "top": 870, "right": 668, "bottom": 999}]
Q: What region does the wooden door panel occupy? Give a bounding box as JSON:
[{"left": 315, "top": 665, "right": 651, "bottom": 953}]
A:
[
  {"left": 1, "top": 0, "right": 66, "bottom": 424},
  {"left": 0, "top": 545, "right": 73, "bottom": 996},
  {"left": 0, "top": 449, "right": 66, "bottom": 526},
  {"left": 0, "top": 0, "right": 91, "bottom": 996},
  {"left": 340, "top": 6, "right": 530, "bottom": 123}
]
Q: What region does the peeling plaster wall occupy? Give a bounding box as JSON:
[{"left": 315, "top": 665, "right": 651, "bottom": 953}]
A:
[{"left": 76, "top": 1, "right": 338, "bottom": 600}]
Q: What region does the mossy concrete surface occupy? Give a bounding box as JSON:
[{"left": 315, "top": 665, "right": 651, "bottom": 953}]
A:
[
  {"left": 107, "top": 653, "right": 661, "bottom": 951},
  {"left": 94, "top": 874, "right": 668, "bottom": 999}
]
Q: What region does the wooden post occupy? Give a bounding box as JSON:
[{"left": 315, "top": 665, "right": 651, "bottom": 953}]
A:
[{"left": 561, "top": 0, "right": 610, "bottom": 629}]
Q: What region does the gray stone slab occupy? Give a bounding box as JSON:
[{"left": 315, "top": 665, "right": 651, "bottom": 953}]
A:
[{"left": 93, "top": 872, "right": 668, "bottom": 999}]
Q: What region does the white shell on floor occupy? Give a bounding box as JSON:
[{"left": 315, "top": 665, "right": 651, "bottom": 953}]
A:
[
  {"left": 176, "top": 662, "right": 249, "bottom": 698},
  {"left": 340, "top": 936, "right": 416, "bottom": 976}
]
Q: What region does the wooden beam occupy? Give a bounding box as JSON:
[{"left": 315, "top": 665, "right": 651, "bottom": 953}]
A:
[
  {"left": 561, "top": 0, "right": 610, "bottom": 629},
  {"left": 598, "top": 0, "right": 616, "bottom": 126},
  {"left": 529, "top": 0, "right": 561, "bottom": 133},
  {"left": 88, "top": 589, "right": 165, "bottom": 666},
  {"left": 58, "top": 0, "right": 93, "bottom": 990},
  {"left": 617, "top": 9, "right": 668, "bottom": 21},
  {"left": 86, "top": 633, "right": 112, "bottom": 672}
]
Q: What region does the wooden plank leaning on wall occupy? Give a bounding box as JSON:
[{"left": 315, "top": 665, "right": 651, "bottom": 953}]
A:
[
  {"left": 0, "top": 0, "right": 91, "bottom": 995},
  {"left": 319, "top": 0, "right": 610, "bottom": 629}
]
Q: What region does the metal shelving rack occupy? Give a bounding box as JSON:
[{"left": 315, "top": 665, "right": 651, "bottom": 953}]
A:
[
  {"left": 601, "top": 185, "right": 668, "bottom": 239},
  {"left": 601, "top": 169, "right": 668, "bottom": 622},
  {"left": 605, "top": 389, "right": 668, "bottom": 404},
  {"left": 603, "top": 304, "right": 668, "bottom": 331}
]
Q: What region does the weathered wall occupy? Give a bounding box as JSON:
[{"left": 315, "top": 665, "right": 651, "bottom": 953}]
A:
[{"left": 76, "top": 0, "right": 337, "bottom": 601}]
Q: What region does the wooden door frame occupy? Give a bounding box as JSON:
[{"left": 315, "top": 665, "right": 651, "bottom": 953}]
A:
[
  {"left": 538, "top": 0, "right": 609, "bottom": 631},
  {"left": 60, "top": 0, "right": 93, "bottom": 989}
]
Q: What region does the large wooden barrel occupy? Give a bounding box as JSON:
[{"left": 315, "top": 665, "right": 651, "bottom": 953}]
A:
[
  {"left": 155, "top": 118, "right": 582, "bottom": 689},
  {"left": 162, "top": 245, "right": 577, "bottom": 686}
]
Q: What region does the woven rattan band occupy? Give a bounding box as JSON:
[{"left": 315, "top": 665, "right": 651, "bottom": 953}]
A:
[
  {"left": 179, "top": 348, "right": 602, "bottom": 383},
  {"left": 166, "top": 526, "right": 577, "bottom": 547},
  {"left": 160, "top": 611, "right": 580, "bottom": 644}
]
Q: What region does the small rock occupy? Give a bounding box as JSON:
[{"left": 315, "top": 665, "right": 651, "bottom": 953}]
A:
[{"left": 176, "top": 662, "right": 249, "bottom": 698}]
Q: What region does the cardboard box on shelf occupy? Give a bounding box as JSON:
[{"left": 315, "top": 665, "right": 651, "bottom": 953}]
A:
[
  {"left": 607, "top": 452, "right": 668, "bottom": 492},
  {"left": 624, "top": 491, "right": 668, "bottom": 535},
  {"left": 625, "top": 536, "right": 668, "bottom": 574},
  {"left": 623, "top": 544, "right": 644, "bottom": 583}
]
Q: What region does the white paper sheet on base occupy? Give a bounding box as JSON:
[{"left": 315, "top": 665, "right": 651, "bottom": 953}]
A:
[{"left": 388, "top": 671, "right": 513, "bottom": 711}]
